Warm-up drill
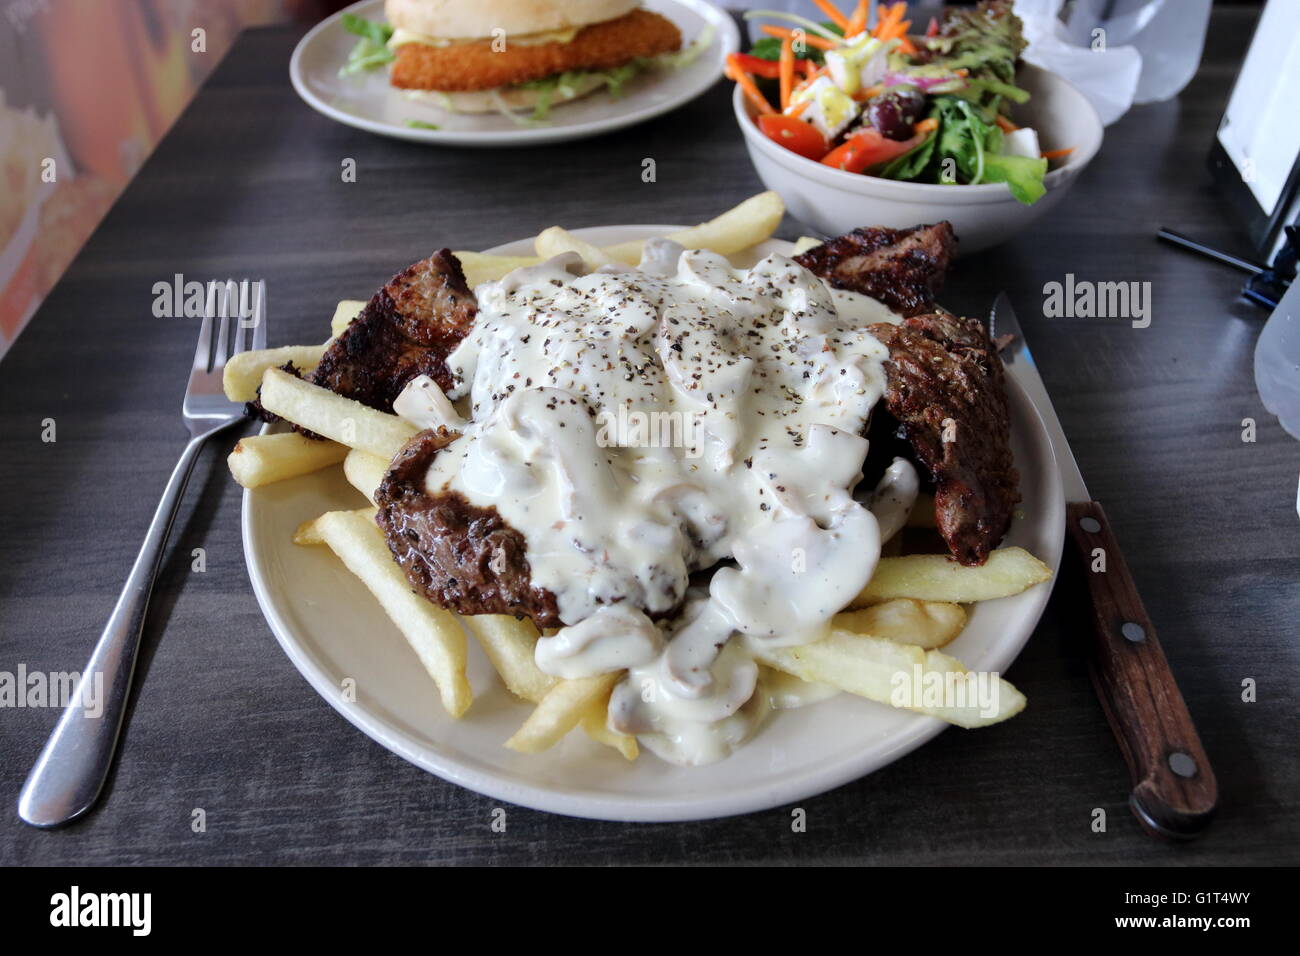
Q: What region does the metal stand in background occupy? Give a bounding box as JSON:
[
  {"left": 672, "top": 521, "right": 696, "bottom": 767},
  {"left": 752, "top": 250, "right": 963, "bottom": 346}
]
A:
[{"left": 1157, "top": 225, "right": 1298, "bottom": 310}]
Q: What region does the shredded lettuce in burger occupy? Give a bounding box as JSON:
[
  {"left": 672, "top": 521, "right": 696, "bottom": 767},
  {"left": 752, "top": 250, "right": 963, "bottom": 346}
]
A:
[
  {"left": 517, "top": 63, "right": 642, "bottom": 122},
  {"left": 339, "top": 14, "right": 395, "bottom": 76},
  {"left": 514, "top": 24, "right": 715, "bottom": 123},
  {"left": 656, "top": 23, "right": 714, "bottom": 71}
]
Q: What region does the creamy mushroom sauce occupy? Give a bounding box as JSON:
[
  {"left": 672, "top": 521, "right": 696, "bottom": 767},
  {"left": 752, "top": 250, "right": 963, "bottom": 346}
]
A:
[{"left": 423, "top": 240, "right": 910, "bottom": 764}]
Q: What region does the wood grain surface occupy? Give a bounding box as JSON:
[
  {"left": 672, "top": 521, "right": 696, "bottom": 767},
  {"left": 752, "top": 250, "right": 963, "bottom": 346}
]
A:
[{"left": 1, "top": 7, "right": 1296, "bottom": 865}]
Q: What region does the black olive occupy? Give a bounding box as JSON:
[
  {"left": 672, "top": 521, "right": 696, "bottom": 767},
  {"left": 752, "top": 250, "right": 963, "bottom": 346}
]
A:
[{"left": 865, "top": 85, "right": 927, "bottom": 140}]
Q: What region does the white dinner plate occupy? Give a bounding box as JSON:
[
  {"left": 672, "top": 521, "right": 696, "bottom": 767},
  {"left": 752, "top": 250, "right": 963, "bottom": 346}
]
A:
[
  {"left": 242, "top": 225, "right": 1065, "bottom": 821},
  {"left": 288, "top": 0, "right": 739, "bottom": 147}
]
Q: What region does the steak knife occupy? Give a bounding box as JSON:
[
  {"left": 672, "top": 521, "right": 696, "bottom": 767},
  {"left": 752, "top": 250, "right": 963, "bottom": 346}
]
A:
[{"left": 990, "top": 292, "right": 1218, "bottom": 839}]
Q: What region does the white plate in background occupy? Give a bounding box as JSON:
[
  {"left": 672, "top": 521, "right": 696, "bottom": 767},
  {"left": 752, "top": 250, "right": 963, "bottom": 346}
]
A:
[
  {"left": 242, "top": 226, "right": 1064, "bottom": 821},
  {"left": 289, "top": 0, "right": 739, "bottom": 146}
]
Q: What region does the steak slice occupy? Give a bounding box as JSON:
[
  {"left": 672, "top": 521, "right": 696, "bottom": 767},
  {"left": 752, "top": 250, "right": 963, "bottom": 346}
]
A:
[
  {"left": 310, "top": 249, "right": 476, "bottom": 409},
  {"left": 867, "top": 311, "right": 1019, "bottom": 565},
  {"left": 375, "top": 429, "right": 562, "bottom": 626},
  {"left": 795, "top": 222, "right": 956, "bottom": 317}
]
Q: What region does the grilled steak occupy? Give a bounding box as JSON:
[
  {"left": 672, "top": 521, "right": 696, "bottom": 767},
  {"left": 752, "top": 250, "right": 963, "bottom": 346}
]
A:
[
  {"left": 867, "top": 311, "right": 1019, "bottom": 565},
  {"left": 375, "top": 429, "right": 562, "bottom": 626},
  {"left": 310, "top": 249, "right": 477, "bottom": 409},
  {"left": 795, "top": 222, "right": 956, "bottom": 317}
]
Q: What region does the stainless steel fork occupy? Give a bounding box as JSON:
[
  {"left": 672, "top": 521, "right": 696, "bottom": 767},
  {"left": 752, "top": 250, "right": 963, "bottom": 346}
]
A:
[{"left": 18, "top": 281, "right": 266, "bottom": 828}]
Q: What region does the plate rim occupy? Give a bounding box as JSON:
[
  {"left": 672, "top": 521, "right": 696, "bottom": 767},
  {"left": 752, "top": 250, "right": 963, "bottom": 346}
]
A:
[
  {"left": 288, "top": 0, "right": 741, "bottom": 147},
  {"left": 242, "top": 225, "right": 1065, "bottom": 821}
]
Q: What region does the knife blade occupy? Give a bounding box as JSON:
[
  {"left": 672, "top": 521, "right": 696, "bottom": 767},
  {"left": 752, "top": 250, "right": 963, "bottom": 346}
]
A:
[
  {"left": 990, "top": 292, "right": 1218, "bottom": 840},
  {"left": 991, "top": 293, "right": 1090, "bottom": 503}
]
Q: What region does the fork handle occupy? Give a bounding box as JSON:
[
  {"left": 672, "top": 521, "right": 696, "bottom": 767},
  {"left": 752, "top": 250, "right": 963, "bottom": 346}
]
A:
[
  {"left": 1066, "top": 501, "right": 1218, "bottom": 839},
  {"left": 18, "top": 427, "right": 226, "bottom": 827}
]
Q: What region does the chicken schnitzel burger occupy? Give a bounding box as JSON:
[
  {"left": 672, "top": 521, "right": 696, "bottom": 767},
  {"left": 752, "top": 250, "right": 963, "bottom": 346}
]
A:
[{"left": 384, "top": 0, "right": 684, "bottom": 114}]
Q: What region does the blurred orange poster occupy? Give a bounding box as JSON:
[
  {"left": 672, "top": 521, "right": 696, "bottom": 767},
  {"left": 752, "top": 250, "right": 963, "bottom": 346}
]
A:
[{"left": 0, "top": 0, "right": 295, "bottom": 357}]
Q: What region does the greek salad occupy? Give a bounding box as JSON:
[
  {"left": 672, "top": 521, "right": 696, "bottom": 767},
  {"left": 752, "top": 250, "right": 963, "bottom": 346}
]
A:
[{"left": 730, "top": 0, "right": 1072, "bottom": 204}]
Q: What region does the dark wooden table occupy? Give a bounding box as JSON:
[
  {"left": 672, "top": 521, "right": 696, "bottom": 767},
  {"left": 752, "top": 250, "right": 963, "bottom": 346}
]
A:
[{"left": 2, "top": 6, "right": 1295, "bottom": 866}]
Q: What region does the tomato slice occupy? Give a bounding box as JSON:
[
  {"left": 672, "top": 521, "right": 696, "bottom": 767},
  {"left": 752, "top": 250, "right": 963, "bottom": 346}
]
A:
[
  {"left": 733, "top": 53, "right": 820, "bottom": 79},
  {"left": 821, "top": 127, "right": 926, "bottom": 174},
  {"left": 757, "top": 114, "right": 829, "bottom": 161}
]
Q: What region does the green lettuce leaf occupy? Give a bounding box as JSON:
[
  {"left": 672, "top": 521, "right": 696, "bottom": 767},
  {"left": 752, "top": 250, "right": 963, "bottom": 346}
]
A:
[
  {"left": 341, "top": 13, "right": 392, "bottom": 45},
  {"left": 933, "top": 97, "right": 993, "bottom": 184},
  {"left": 981, "top": 153, "right": 1048, "bottom": 204},
  {"left": 339, "top": 14, "right": 395, "bottom": 76}
]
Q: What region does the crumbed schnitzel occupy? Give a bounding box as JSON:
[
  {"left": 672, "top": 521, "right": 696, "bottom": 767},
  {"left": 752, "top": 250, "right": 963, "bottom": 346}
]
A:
[{"left": 390, "top": 9, "right": 682, "bottom": 92}]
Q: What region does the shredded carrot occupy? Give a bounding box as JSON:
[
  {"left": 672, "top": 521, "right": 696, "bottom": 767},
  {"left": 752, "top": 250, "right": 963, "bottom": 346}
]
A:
[
  {"left": 847, "top": 0, "right": 869, "bottom": 36},
  {"left": 872, "top": 3, "right": 887, "bottom": 36},
  {"left": 761, "top": 24, "right": 838, "bottom": 52},
  {"left": 788, "top": 99, "right": 811, "bottom": 118},
  {"left": 873, "top": 2, "right": 915, "bottom": 52},
  {"left": 882, "top": 15, "right": 910, "bottom": 41},
  {"left": 1041, "top": 147, "right": 1075, "bottom": 160},
  {"left": 779, "top": 35, "right": 795, "bottom": 110},
  {"left": 726, "top": 55, "right": 776, "bottom": 115},
  {"left": 914, "top": 117, "right": 939, "bottom": 134},
  {"left": 873, "top": 4, "right": 916, "bottom": 51},
  {"left": 994, "top": 114, "right": 1019, "bottom": 133},
  {"left": 813, "top": 0, "right": 851, "bottom": 32},
  {"left": 852, "top": 82, "right": 885, "bottom": 101},
  {"left": 895, "top": 23, "right": 917, "bottom": 53},
  {"left": 875, "top": 2, "right": 904, "bottom": 39}
]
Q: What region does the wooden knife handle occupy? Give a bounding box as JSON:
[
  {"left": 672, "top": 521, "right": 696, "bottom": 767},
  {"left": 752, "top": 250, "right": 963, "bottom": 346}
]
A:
[{"left": 1065, "top": 501, "right": 1218, "bottom": 840}]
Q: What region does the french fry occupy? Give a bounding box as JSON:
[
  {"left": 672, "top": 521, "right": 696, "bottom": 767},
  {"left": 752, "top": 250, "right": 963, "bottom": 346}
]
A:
[
  {"left": 851, "top": 547, "right": 1052, "bottom": 607},
  {"left": 227, "top": 432, "right": 348, "bottom": 489},
  {"left": 293, "top": 517, "right": 325, "bottom": 547},
  {"left": 343, "top": 449, "right": 389, "bottom": 505},
  {"left": 603, "top": 191, "right": 786, "bottom": 264},
  {"left": 753, "top": 629, "right": 1026, "bottom": 727},
  {"left": 758, "top": 664, "right": 837, "bottom": 709},
  {"left": 463, "top": 615, "right": 637, "bottom": 758},
  {"left": 600, "top": 242, "right": 643, "bottom": 267},
  {"left": 330, "top": 299, "right": 366, "bottom": 338},
  {"left": 790, "top": 235, "right": 823, "bottom": 256},
  {"left": 259, "top": 367, "right": 416, "bottom": 460},
  {"left": 668, "top": 190, "right": 784, "bottom": 254},
  {"left": 315, "top": 509, "right": 472, "bottom": 717},
  {"left": 453, "top": 251, "right": 543, "bottom": 289},
  {"left": 580, "top": 688, "right": 638, "bottom": 761},
  {"left": 505, "top": 672, "right": 621, "bottom": 754},
  {"left": 294, "top": 506, "right": 376, "bottom": 546},
  {"left": 223, "top": 344, "right": 329, "bottom": 403},
  {"left": 833, "top": 598, "right": 966, "bottom": 650},
  {"left": 533, "top": 226, "right": 615, "bottom": 270},
  {"left": 462, "top": 615, "right": 556, "bottom": 704}
]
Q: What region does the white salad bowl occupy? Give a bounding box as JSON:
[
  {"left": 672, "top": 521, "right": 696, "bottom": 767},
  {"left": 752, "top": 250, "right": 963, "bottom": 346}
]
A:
[{"left": 734, "top": 63, "right": 1104, "bottom": 255}]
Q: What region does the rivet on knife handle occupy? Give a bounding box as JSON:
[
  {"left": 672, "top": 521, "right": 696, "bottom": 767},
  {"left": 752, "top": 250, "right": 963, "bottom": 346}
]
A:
[{"left": 1065, "top": 501, "right": 1218, "bottom": 839}]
